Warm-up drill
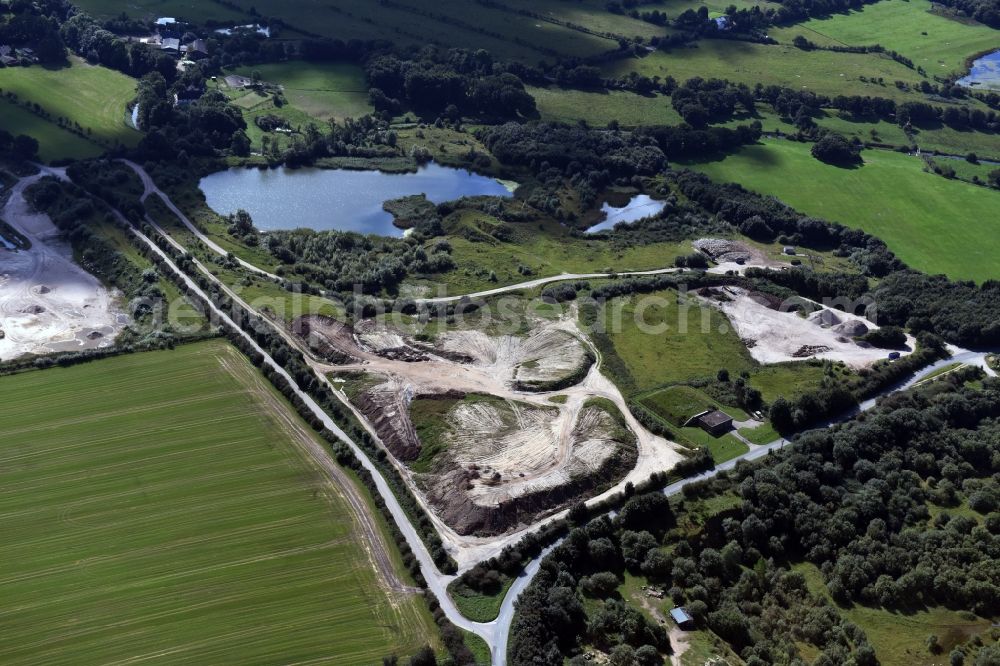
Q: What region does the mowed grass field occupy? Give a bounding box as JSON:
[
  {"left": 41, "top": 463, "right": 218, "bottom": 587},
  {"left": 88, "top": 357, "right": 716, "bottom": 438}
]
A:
[
  {"left": 233, "top": 61, "right": 373, "bottom": 121},
  {"left": 605, "top": 42, "right": 927, "bottom": 102},
  {"left": 769, "top": 0, "right": 998, "bottom": 76},
  {"left": 0, "top": 58, "right": 140, "bottom": 150},
  {"left": 691, "top": 139, "right": 1000, "bottom": 282},
  {"left": 595, "top": 289, "right": 755, "bottom": 394},
  {"left": 529, "top": 86, "right": 683, "bottom": 127},
  {"left": 0, "top": 341, "right": 434, "bottom": 664},
  {"left": 0, "top": 97, "right": 103, "bottom": 162}
]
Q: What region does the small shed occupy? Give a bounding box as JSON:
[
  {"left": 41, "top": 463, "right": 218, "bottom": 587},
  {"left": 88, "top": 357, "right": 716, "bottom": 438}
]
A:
[
  {"left": 670, "top": 607, "right": 695, "bottom": 630},
  {"left": 697, "top": 410, "right": 734, "bottom": 436}
]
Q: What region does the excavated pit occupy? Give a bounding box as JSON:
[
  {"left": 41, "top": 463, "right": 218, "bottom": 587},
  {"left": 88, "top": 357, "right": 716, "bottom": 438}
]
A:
[{"left": 418, "top": 399, "right": 637, "bottom": 536}]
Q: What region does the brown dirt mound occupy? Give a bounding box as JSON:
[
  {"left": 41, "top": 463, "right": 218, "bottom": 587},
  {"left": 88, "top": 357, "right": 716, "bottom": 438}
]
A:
[
  {"left": 694, "top": 238, "right": 753, "bottom": 263},
  {"left": 422, "top": 402, "right": 637, "bottom": 536},
  {"left": 291, "top": 315, "right": 359, "bottom": 364}
]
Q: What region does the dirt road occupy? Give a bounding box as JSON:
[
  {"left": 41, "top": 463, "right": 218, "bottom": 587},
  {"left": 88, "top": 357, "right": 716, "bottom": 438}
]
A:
[{"left": 119, "top": 159, "right": 282, "bottom": 281}]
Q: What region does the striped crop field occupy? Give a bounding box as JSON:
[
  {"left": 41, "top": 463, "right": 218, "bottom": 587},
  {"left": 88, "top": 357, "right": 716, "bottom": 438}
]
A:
[{"left": 0, "top": 340, "right": 435, "bottom": 664}]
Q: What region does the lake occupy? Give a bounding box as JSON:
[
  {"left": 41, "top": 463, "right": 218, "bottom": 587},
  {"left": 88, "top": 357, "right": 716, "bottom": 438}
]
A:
[
  {"left": 585, "top": 194, "right": 666, "bottom": 233},
  {"left": 957, "top": 49, "right": 1000, "bottom": 90},
  {"left": 199, "top": 163, "right": 514, "bottom": 236}
]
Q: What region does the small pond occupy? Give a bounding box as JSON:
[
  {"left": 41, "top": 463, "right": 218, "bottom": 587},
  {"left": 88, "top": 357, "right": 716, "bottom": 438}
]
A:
[
  {"left": 199, "top": 162, "right": 514, "bottom": 236},
  {"left": 957, "top": 49, "right": 1000, "bottom": 90},
  {"left": 585, "top": 194, "right": 666, "bottom": 234}
]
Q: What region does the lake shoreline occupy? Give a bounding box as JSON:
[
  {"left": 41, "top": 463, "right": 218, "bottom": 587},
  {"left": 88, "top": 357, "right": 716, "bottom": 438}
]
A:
[{"left": 199, "top": 161, "right": 515, "bottom": 236}]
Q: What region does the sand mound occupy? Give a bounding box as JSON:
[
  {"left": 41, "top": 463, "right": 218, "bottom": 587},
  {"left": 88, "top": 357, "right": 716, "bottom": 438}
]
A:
[
  {"left": 436, "top": 329, "right": 592, "bottom": 390},
  {"left": 450, "top": 399, "right": 561, "bottom": 480},
  {"left": 424, "top": 400, "right": 637, "bottom": 535},
  {"left": 809, "top": 309, "right": 842, "bottom": 327},
  {"left": 703, "top": 287, "right": 905, "bottom": 368},
  {"left": 834, "top": 320, "right": 869, "bottom": 337}
]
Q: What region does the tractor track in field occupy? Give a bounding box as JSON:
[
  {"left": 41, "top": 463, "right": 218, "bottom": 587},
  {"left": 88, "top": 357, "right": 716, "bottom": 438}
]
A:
[{"left": 219, "top": 350, "right": 422, "bottom": 598}]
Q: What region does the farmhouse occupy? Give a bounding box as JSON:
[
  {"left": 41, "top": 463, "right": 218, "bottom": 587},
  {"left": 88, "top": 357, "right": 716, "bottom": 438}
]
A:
[
  {"left": 160, "top": 38, "right": 180, "bottom": 53},
  {"left": 670, "top": 607, "right": 695, "bottom": 630},
  {"left": 183, "top": 39, "right": 209, "bottom": 60},
  {"left": 694, "top": 409, "right": 733, "bottom": 436}
]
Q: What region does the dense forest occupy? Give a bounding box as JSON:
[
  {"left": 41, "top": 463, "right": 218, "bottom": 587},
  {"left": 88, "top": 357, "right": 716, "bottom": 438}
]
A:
[{"left": 510, "top": 372, "right": 1000, "bottom": 665}]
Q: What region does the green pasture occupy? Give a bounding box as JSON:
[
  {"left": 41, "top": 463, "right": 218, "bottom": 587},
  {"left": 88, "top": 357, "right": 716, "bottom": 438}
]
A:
[
  {"left": 219, "top": 0, "right": 617, "bottom": 62},
  {"left": 409, "top": 210, "right": 692, "bottom": 295},
  {"left": 232, "top": 61, "right": 373, "bottom": 121},
  {"left": 0, "top": 58, "right": 140, "bottom": 150},
  {"left": 0, "top": 97, "right": 103, "bottom": 162},
  {"left": 605, "top": 42, "right": 927, "bottom": 102},
  {"left": 530, "top": 86, "right": 683, "bottom": 127},
  {"left": 911, "top": 123, "right": 1000, "bottom": 159},
  {"left": 0, "top": 340, "right": 435, "bottom": 664},
  {"left": 595, "top": 288, "right": 755, "bottom": 394},
  {"left": 690, "top": 139, "right": 1000, "bottom": 281},
  {"left": 769, "top": 0, "right": 998, "bottom": 76},
  {"left": 638, "top": 384, "right": 746, "bottom": 426}
]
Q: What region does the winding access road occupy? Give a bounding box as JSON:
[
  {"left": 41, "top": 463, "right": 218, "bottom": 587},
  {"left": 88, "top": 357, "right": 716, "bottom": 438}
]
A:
[
  {"left": 103, "top": 163, "right": 997, "bottom": 665},
  {"left": 120, "top": 160, "right": 282, "bottom": 281}
]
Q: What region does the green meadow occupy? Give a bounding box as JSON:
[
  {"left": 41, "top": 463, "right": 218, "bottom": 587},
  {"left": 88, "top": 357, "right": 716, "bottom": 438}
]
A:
[
  {"left": 216, "top": 0, "right": 617, "bottom": 61},
  {"left": 409, "top": 210, "right": 693, "bottom": 295},
  {"left": 0, "top": 58, "right": 140, "bottom": 150},
  {"left": 0, "top": 97, "right": 103, "bottom": 162},
  {"left": 769, "top": 0, "right": 998, "bottom": 76},
  {"left": 530, "top": 86, "right": 683, "bottom": 127},
  {"left": 691, "top": 139, "right": 1000, "bottom": 282},
  {"left": 605, "top": 42, "right": 927, "bottom": 101},
  {"left": 0, "top": 341, "right": 434, "bottom": 664},
  {"left": 232, "top": 61, "right": 373, "bottom": 121},
  {"left": 594, "top": 288, "right": 755, "bottom": 394}
]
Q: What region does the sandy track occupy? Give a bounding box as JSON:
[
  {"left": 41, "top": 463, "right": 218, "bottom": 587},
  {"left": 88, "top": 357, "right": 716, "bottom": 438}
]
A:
[
  {"left": 0, "top": 173, "right": 126, "bottom": 361},
  {"left": 118, "top": 159, "right": 281, "bottom": 281}
]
